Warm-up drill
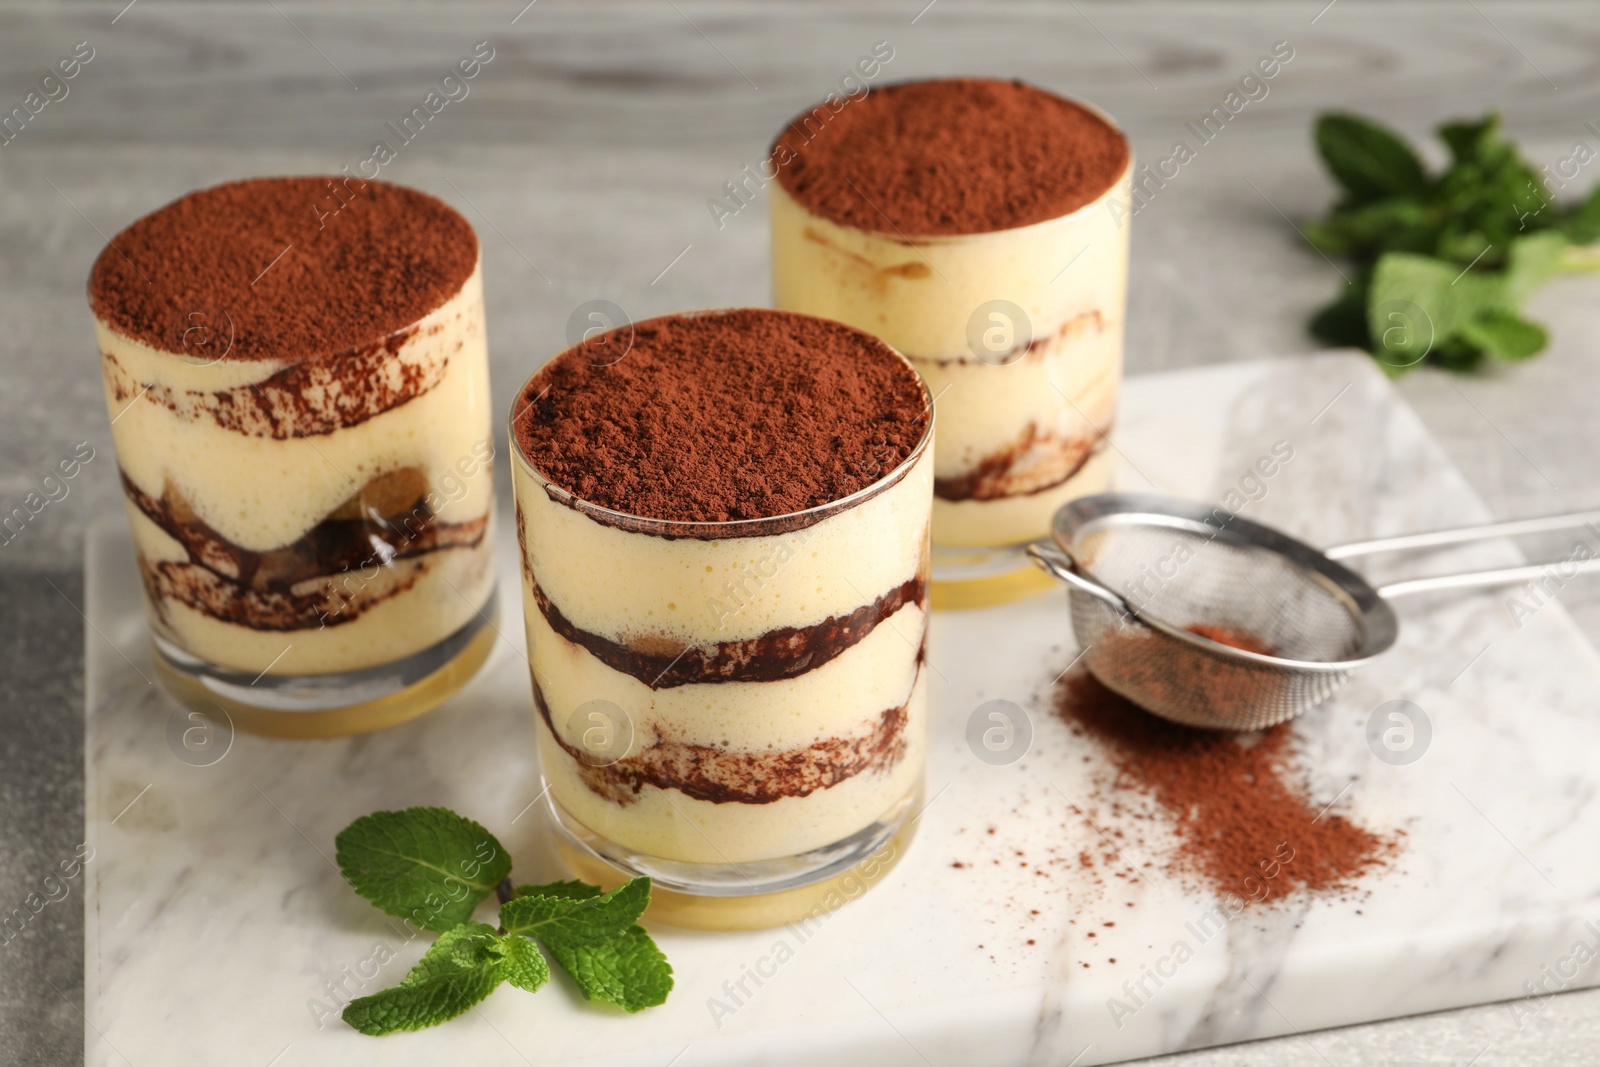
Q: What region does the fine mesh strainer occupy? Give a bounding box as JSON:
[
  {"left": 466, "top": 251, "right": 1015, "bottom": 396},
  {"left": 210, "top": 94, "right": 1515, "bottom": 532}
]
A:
[{"left": 1028, "top": 493, "right": 1600, "bottom": 731}]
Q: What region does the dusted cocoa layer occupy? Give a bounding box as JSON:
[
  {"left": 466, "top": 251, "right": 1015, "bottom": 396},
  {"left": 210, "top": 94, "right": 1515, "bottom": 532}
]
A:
[
  {"left": 772, "top": 78, "right": 1128, "bottom": 237},
  {"left": 123, "top": 469, "right": 488, "bottom": 631},
  {"left": 101, "top": 325, "right": 447, "bottom": 439},
  {"left": 88, "top": 177, "right": 478, "bottom": 362},
  {"left": 513, "top": 309, "right": 930, "bottom": 530},
  {"left": 533, "top": 676, "right": 915, "bottom": 806},
  {"left": 528, "top": 571, "right": 926, "bottom": 690}
]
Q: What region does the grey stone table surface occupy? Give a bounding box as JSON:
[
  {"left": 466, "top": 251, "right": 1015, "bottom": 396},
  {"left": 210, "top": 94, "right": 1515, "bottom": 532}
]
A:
[{"left": 3, "top": 1, "right": 1600, "bottom": 1063}]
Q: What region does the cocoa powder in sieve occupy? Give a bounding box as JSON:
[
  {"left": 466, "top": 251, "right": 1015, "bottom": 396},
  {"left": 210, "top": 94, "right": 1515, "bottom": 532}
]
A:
[{"left": 1055, "top": 669, "right": 1396, "bottom": 902}]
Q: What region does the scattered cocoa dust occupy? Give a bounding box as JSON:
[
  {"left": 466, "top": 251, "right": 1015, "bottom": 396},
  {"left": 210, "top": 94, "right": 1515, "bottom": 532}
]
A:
[{"left": 1055, "top": 669, "right": 1397, "bottom": 903}]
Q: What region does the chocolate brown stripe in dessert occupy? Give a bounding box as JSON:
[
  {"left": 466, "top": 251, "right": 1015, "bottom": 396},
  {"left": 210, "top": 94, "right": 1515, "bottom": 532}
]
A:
[
  {"left": 935, "top": 427, "right": 1110, "bottom": 502},
  {"left": 137, "top": 553, "right": 431, "bottom": 633},
  {"left": 100, "top": 325, "right": 457, "bottom": 439},
  {"left": 916, "top": 309, "right": 1105, "bottom": 367},
  {"left": 123, "top": 469, "right": 487, "bottom": 630},
  {"left": 533, "top": 675, "right": 915, "bottom": 805},
  {"left": 800, "top": 225, "right": 935, "bottom": 276},
  {"left": 529, "top": 571, "right": 926, "bottom": 689}
]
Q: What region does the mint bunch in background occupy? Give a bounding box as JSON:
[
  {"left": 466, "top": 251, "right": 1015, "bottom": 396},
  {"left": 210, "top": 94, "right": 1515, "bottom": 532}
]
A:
[
  {"left": 1305, "top": 111, "right": 1600, "bottom": 372},
  {"left": 333, "top": 807, "right": 672, "bottom": 1036}
]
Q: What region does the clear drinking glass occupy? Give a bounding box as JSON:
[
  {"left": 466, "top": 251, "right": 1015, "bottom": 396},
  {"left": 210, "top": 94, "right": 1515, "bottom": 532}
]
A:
[
  {"left": 509, "top": 330, "right": 934, "bottom": 928},
  {"left": 91, "top": 178, "right": 498, "bottom": 737},
  {"left": 770, "top": 88, "right": 1132, "bottom": 608}
]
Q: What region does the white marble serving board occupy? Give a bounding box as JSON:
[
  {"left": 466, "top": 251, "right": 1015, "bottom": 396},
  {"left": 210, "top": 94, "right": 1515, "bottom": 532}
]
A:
[{"left": 83, "top": 353, "right": 1600, "bottom": 1067}]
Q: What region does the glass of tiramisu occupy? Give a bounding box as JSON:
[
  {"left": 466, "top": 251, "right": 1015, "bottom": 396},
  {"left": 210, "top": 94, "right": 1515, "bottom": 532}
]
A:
[
  {"left": 89, "top": 177, "right": 497, "bottom": 737},
  {"left": 510, "top": 308, "right": 932, "bottom": 927},
  {"left": 770, "top": 77, "right": 1132, "bottom": 607}
]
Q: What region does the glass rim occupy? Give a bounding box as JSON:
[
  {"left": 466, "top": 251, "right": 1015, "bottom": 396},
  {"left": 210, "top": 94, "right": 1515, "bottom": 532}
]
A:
[{"left": 507, "top": 307, "right": 935, "bottom": 540}]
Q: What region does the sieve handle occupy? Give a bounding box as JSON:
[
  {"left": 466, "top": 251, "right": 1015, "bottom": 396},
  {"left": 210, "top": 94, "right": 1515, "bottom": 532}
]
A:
[
  {"left": 1326, "top": 509, "right": 1600, "bottom": 561},
  {"left": 1378, "top": 555, "right": 1600, "bottom": 599},
  {"left": 1027, "top": 541, "right": 1134, "bottom": 612}
]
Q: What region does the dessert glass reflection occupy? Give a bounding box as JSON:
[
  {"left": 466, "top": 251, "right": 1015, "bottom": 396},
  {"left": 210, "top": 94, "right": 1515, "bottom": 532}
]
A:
[
  {"left": 769, "top": 77, "right": 1132, "bottom": 607},
  {"left": 88, "top": 177, "right": 497, "bottom": 737},
  {"left": 510, "top": 309, "right": 932, "bottom": 928}
]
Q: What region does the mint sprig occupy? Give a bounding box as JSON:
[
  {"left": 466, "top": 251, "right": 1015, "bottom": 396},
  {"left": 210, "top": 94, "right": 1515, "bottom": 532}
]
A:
[
  {"left": 332, "top": 807, "right": 673, "bottom": 1035},
  {"left": 1304, "top": 110, "right": 1600, "bottom": 373}
]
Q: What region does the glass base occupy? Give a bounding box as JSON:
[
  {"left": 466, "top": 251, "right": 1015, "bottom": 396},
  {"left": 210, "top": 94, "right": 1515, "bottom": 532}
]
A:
[
  {"left": 545, "top": 783, "right": 920, "bottom": 930},
  {"left": 151, "top": 592, "right": 498, "bottom": 738},
  {"left": 930, "top": 543, "right": 1057, "bottom": 610}
]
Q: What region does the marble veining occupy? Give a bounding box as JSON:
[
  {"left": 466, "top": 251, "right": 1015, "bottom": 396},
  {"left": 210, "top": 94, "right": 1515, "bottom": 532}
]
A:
[{"left": 83, "top": 354, "right": 1600, "bottom": 1066}]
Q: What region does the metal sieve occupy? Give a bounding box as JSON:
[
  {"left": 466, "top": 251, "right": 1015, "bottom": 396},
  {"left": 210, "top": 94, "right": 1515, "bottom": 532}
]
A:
[{"left": 1028, "top": 493, "right": 1600, "bottom": 731}]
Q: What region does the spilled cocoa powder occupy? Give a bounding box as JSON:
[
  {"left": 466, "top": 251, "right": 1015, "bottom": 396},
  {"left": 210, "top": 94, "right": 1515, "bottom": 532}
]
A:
[{"left": 1055, "top": 669, "right": 1396, "bottom": 903}]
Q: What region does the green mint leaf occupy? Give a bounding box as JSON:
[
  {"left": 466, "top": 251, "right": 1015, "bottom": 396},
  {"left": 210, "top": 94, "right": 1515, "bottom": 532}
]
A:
[
  {"left": 1432, "top": 335, "right": 1488, "bottom": 372},
  {"left": 1437, "top": 231, "right": 1496, "bottom": 269},
  {"left": 1459, "top": 307, "right": 1548, "bottom": 360},
  {"left": 1438, "top": 113, "right": 1508, "bottom": 168},
  {"left": 1367, "top": 253, "right": 1468, "bottom": 366},
  {"left": 335, "top": 808, "right": 512, "bottom": 932},
  {"left": 342, "top": 922, "right": 506, "bottom": 1035},
  {"left": 1503, "top": 231, "right": 1568, "bottom": 305},
  {"left": 501, "top": 877, "right": 651, "bottom": 948},
  {"left": 1308, "top": 285, "right": 1371, "bottom": 348},
  {"left": 511, "top": 880, "right": 603, "bottom": 902},
  {"left": 546, "top": 925, "right": 674, "bottom": 1012},
  {"left": 495, "top": 932, "right": 552, "bottom": 993},
  {"left": 1561, "top": 186, "right": 1600, "bottom": 244},
  {"left": 1304, "top": 198, "right": 1433, "bottom": 257},
  {"left": 1316, "top": 113, "right": 1429, "bottom": 202}
]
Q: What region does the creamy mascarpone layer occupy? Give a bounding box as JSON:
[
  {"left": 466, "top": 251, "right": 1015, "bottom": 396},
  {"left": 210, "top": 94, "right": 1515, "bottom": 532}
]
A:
[
  {"left": 935, "top": 440, "right": 1115, "bottom": 547},
  {"left": 770, "top": 175, "right": 1130, "bottom": 360},
  {"left": 99, "top": 262, "right": 495, "bottom": 675},
  {"left": 99, "top": 263, "right": 493, "bottom": 551},
  {"left": 771, "top": 167, "right": 1130, "bottom": 547},
  {"left": 915, "top": 316, "right": 1121, "bottom": 483},
  {"left": 513, "top": 437, "right": 932, "bottom": 865},
  {"left": 525, "top": 596, "right": 925, "bottom": 752},
  {"left": 538, "top": 670, "right": 926, "bottom": 864},
  {"left": 513, "top": 444, "right": 934, "bottom": 646}
]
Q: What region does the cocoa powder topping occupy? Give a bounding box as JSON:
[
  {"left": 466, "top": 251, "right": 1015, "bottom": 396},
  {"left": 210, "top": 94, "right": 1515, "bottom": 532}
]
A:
[
  {"left": 773, "top": 78, "right": 1129, "bottom": 237},
  {"left": 513, "top": 309, "right": 930, "bottom": 524},
  {"left": 88, "top": 177, "right": 478, "bottom": 361}
]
